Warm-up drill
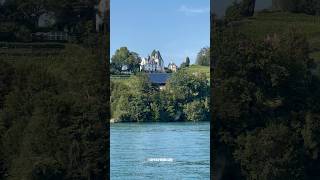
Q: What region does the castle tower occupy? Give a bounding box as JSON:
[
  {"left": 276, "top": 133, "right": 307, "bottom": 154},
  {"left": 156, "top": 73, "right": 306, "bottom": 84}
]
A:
[{"left": 140, "top": 50, "right": 165, "bottom": 72}]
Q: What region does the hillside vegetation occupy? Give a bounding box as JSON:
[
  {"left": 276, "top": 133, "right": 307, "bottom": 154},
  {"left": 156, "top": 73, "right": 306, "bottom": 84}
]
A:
[
  {"left": 111, "top": 67, "right": 210, "bottom": 122},
  {"left": 0, "top": 45, "right": 108, "bottom": 179},
  {"left": 213, "top": 10, "right": 320, "bottom": 179},
  {"left": 180, "top": 65, "right": 210, "bottom": 78},
  {"left": 237, "top": 12, "right": 320, "bottom": 61}
]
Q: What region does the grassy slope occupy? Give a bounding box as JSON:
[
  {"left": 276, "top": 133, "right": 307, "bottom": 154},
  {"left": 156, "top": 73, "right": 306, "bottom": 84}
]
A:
[
  {"left": 237, "top": 11, "right": 320, "bottom": 63},
  {"left": 181, "top": 64, "right": 210, "bottom": 78},
  {"left": 111, "top": 78, "right": 131, "bottom": 87}
]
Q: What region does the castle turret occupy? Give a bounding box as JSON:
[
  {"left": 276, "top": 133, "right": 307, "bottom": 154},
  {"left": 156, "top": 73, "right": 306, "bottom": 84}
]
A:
[{"left": 140, "top": 50, "right": 165, "bottom": 72}]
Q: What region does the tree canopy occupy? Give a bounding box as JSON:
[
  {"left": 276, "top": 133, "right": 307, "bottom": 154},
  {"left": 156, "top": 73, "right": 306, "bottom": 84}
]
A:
[
  {"left": 180, "top": 57, "right": 190, "bottom": 68},
  {"left": 225, "top": 0, "right": 256, "bottom": 22},
  {"left": 196, "top": 47, "right": 210, "bottom": 66},
  {"left": 212, "top": 23, "right": 320, "bottom": 179},
  {"left": 111, "top": 70, "right": 209, "bottom": 122},
  {"left": 111, "top": 47, "right": 141, "bottom": 74},
  {"left": 0, "top": 45, "right": 108, "bottom": 179}
]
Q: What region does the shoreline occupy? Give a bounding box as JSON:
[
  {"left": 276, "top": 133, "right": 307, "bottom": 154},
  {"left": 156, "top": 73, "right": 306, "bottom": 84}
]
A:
[{"left": 110, "top": 119, "right": 210, "bottom": 124}]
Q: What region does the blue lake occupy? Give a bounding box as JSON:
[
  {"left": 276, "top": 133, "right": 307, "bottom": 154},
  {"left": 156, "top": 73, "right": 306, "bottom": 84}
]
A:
[{"left": 111, "top": 122, "right": 210, "bottom": 179}]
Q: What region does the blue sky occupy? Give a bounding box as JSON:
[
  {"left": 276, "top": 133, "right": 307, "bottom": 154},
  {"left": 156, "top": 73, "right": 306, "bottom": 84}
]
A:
[{"left": 111, "top": 0, "right": 210, "bottom": 65}]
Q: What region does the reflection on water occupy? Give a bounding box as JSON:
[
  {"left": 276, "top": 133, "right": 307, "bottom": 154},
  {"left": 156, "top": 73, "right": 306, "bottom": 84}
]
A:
[{"left": 111, "top": 122, "right": 210, "bottom": 180}]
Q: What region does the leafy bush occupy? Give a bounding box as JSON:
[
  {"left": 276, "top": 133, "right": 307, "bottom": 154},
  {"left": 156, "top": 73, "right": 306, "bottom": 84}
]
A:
[
  {"left": 183, "top": 100, "right": 209, "bottom": 121},
  {"left": 234, "top": 124, "right": 305, "bottom": 180},
  {"left": 225, "top": 2, "right": 242, "bottom": 22}
]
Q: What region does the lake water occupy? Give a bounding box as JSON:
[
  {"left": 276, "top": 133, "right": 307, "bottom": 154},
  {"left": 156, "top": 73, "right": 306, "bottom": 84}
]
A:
[{"left": 111, "top": 122, "right": 210, "bottom": 180}]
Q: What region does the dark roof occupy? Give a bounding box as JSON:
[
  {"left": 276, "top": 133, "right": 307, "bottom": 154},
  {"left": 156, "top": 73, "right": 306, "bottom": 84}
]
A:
[{"left": 147, "top": 73, "right": 171, "bottom": 85}]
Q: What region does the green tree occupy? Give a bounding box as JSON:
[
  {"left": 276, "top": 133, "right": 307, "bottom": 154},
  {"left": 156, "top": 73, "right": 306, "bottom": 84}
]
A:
[
  {"left": 126, "top": 74, "right": 153, "bottom": 122},
  {"left": 0, "top": 45, "right": 108, "bottom": 180},
  {"left": 225, "top": 0, "right": 256, "bottom": 22},
  {"left": 212, "top": 26, "right": 318, "bottom": 179},
  {"left": 183, "top": 100, "right": 208, "bottom": 121},
  {"left": 196, "top": 47, "right": 210, "bottom": 66},
  {"left": 111, "top": 67, "right": 210, "bottom": 122},
  {"left": 128, "top": 94, "right": 152, "bottom": 122},
  {"left": 186, "top": 57, "right": 190, "bottom": 66},
  {"left": 180, "top": 57, "right": 190, "bottom": 68},
  {"left": 166, "top": 70, "right": 209, "bottom": 103},
  {"left": 111, "top": 47, "right": 141, "bottom": 74},
  {"left": 165, "top": 70, "right": 209, "bottom": 121},
  {"left": 234, "top": 124, "right": 305, "bottom": 180},
  {"left": 180, "top": 57, "right": 190, "bottom": 69},
  {"left": 225, "top": 2, "right": 242, "bottom": 22},
  {"left": 110, "top": 73, "right": 154, "bottom": 122}
]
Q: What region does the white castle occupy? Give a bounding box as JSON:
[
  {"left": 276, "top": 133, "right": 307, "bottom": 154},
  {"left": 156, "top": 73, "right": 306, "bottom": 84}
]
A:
[{"left": 140, "top": 50, "right": 165, "bottom": 72}]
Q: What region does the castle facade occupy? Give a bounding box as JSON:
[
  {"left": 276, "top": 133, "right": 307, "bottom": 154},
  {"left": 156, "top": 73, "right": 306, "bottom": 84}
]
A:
[{"left": 140, "top": 50, "right": 165, "bottom": 72}]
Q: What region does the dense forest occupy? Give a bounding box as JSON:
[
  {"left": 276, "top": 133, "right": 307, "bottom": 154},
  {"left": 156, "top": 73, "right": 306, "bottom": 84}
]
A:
[
  {"left": 213, "top": 0, "right": 320, "bottom": 179},
  {"left": 0, "top": 45, "right": 109, "bottom": 179},
  {"left": 111, "top": 69, "right": 210, "bottom": 122}
]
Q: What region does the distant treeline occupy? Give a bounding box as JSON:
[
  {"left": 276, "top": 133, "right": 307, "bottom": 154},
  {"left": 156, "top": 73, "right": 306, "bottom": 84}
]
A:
[
  {"left": 111, "top": 71, "right": 210, "bottom": 122},
  {"left": 0, "top": 45, "right": 108, "bottom": 179}
]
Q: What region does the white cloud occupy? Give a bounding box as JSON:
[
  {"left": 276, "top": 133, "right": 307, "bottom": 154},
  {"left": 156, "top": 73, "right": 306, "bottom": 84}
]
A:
[{"left": 178, "top": 5, "right": 209, "bottom": 14}]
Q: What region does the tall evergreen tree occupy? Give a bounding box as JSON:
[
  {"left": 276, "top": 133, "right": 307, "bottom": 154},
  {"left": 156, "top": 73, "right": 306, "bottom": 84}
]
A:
[{"left": 185, "top": 57, "right": 190, "bottom": 67}]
